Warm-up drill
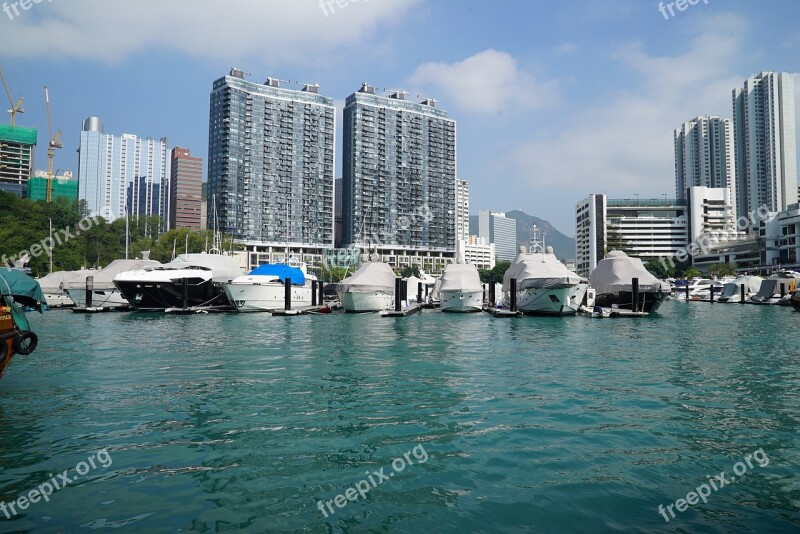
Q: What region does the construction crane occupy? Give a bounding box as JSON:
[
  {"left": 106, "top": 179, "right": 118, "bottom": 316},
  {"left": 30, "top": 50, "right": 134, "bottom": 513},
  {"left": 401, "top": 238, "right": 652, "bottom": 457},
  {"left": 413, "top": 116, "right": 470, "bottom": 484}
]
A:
[
  {"left": 0, "top": 68, "right": 24, "bottom": 126},
  {"left": 44, "top": 86, "right": 62, "bottom": 203}
]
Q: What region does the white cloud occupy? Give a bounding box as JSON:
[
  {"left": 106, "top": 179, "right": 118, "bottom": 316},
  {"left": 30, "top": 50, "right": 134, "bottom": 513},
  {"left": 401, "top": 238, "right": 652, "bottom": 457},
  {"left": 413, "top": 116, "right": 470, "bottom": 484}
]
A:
[
  {"left": 499, "top": 14, "right": 752, "bottom": 198},
  {"left": 0, "top": 0, "right": 421, "bottom": 64},
  {"left": 409, "top": 49, "right": 557, "bottom": 115},
  {"left": 553, "top": 42, "right": 579, "bottom": 56}
]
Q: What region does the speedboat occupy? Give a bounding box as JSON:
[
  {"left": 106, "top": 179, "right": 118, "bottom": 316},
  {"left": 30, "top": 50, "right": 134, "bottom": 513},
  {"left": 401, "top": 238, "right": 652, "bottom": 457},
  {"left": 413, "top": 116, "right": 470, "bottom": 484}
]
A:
[
  {"left": 65, "top": 259, "right": 160, "bottom": 309},
  {"left": 335, "top": 261, "right": 396, "bottom": 312},
  {"left": 717, "top": 276, "right": 763, "bottom": 303},
  {"left": 439, "top": 263, "right": 483, "bottom": 312},
  {"left": 502, "top": 228, "right": 588, "bottom": 315},
  {"left": 224, "top": 260, "right": 317, "bottom": 312},
  {"left": 36, "top": 269, "right": 97, "bottom": 307},
  {"left": 686, "top": 277, "right": 732, "bottom": 302},
  {"left": 589, "top": 250, "right": 671, "bottom": 313},
  {"left": 114, "top": 252, "right": 243, "bottom": 311},
  {"left": 749, "top": 270, "right": 800, "bottom": 305}
]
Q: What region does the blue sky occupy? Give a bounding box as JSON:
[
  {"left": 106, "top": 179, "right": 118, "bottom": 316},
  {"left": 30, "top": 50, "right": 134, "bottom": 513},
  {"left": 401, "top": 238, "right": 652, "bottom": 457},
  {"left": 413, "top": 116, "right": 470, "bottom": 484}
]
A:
[{"left": 1, "top": 0, "right": 799, "bottom": 235}]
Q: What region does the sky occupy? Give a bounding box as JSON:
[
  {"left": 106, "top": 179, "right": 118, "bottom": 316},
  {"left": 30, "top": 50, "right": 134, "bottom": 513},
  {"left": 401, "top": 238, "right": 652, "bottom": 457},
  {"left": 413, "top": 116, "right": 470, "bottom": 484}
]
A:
[{"left": 1, "top": 0, "right": 799, "bottom": 236}]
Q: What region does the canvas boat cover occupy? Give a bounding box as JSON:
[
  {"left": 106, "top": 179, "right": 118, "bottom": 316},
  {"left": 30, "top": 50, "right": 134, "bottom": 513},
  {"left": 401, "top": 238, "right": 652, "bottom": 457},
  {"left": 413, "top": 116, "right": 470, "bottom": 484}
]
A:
[
  {"left": 37, "top": 269, "right": 98, "bottom": 293},
  {"left": 335, "top": 262, "right": 396, "bottom": 294},
  {"left": 721, "top": 275, "right": 762, "bottom": 298},
  {"left": 503, "top": 246, "right": 586, "bottom": 290},
  {"left": 440, "top": 264, "right": 482, "bottom": 292},
  {"left": 589, "top": 251, "right": 671, "bottom": 294},
  {"left": 65, "top": 259, "right": 161, "bottom": 289},
  {"left": 247, "top": 264, "right": 306, "bottom": 285},
  {"left": 751, "top": 277, "right": 796, "bottom": 302},
  {"left": 0, "top": 269, "right": 47, "bottom": 327}
]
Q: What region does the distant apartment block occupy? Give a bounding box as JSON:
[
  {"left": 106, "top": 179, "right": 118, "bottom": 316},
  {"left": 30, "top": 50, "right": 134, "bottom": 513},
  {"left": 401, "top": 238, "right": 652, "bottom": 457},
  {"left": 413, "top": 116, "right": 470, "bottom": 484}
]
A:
[
  {"left": 457, "top": 235, "right": 495, "bottom": 270},
  {"left": 0, "top": 124, "right": 37, "bottom": 197},
  {"left": 169, "top": 147, "right": 203, "bottom": 231},
  {"left": 208, "top": 69, "right": 335, "bottom": 266},
  {"left": 478, "top": 210, "right": 516, "bottom": 261},
  {"left": 77, "top": 116, "right": 170, "bottom": 226},
  {"left": 733, "top": 71, "right": 797, "bottom": 217},
  {"left": 342, "top": 83, "right": 456, "bottom": 258},
  {"left": 456, "top": 178, "right": 469, "bottom": 242},
  {"left": 674, "top": 116, "right": 735, "bottom": 214},
  {"left": 575, "top": 194, "right": 688, "bottom": 276}
]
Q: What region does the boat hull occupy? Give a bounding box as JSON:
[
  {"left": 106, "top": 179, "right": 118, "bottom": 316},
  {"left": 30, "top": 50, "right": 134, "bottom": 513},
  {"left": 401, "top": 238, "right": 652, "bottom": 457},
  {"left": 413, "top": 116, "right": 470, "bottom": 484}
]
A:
[
  {"left": 514, "top": 284, "right": 587, "bottom": 315},
  {"left": 114, "top": 279, "right": 233, "bottom": 311},
  {"left": 440, "top": 290, "right": 483, "bottom": 312},
  {"left": 65, "top": 288, "right": 129, "bottom": 309},
  {"left": 337, "top": 291, "right": 394, "bottom": 313},
  {"left": 43, "top": 292, "right": 75, "bottom": 308},
  {"left": 224, "top": 282, "right": 312, "bottom": 312},
  {"left": 594, "top": 291, "right": 669, "bottom": 313}
]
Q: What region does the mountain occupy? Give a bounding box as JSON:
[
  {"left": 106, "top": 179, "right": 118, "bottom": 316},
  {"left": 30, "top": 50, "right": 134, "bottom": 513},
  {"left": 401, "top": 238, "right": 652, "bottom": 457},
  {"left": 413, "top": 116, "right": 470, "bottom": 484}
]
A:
[{"left": 468, "top": 211, "right": 575, "bottom": 261}]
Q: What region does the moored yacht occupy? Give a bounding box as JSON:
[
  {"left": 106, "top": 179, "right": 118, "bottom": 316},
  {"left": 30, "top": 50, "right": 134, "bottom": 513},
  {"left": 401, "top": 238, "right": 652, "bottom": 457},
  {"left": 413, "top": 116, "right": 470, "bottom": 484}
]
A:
[
  {"left": 65, "top": 259, "right": 160, "bottom": 308},
  {"left": 114, "top": 252, "right": 242, "bottom": 311},
  {"left": 589, "top": 251, "right": 671, "bottom": 313},
  {"left": 37, "top": 269, "right": 97, "bottom": 308},
  {"left": 335, "top": 260, "right": 396, "bottom": 312},
  {"left": 439, "top": 263, "right": 483, "bottom": 312},
  {"left": 749, "top": 270, "right": 800, "bottom": 305},
  {"left": 224, "top": 260, "right": 316, "bottom": 312},
  {"left": 717, "top": 275, "right": 762, "bottom": 303},
  {"left": 502, "top": 227, "right": 588, "bottom": 315}
]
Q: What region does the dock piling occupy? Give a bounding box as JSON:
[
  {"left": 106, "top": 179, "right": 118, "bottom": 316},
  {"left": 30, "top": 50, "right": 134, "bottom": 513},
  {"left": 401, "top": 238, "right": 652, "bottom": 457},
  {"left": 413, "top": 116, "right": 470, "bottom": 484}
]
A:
[
  {"left": 741, "top": 284, "right": 745, "bottom": 304},
  {"left": 510, "top": 278, "right": 517, "bottom": 312},
  {"left": 182, "top": 277, "right": 189, "bottom": 310},
  {"left": 312, "top": 280, "right": 317, "bottom": 306},
  {"left": 394, "top": 278, "right": 402, "bottom": 312},
  {"left": 285, "top": 278, "right": 292, "bottom": 311},
  {"left": 85, "top": 276, "right": 94, "bottom": 308},
  {"left": 632, "top": 278, "right": 640, "bottom": 312}
]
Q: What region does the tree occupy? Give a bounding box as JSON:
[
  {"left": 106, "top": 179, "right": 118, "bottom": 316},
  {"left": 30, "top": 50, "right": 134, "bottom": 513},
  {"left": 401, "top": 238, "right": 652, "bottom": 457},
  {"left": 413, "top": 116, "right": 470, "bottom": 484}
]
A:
[
  {"left": 644, "top": 259, "right": 677, "bottom": 279},
  {"left": 605, "top": 227, "right": 633, "bottom": 255},
  {"left": 399, "top": 265, "right": 420, "bottom": 279},
  {"left": 479, "top": 261, "right": 511, "bottom": 283},
  {"left": 315, "top": 264, "right": 349, "bottom": 283},
  {"left": 709, "top": 263, "right": 737, "bottom": 277},
  {"left": 681, "top": 267, "right": 702, "bottom": 280}
]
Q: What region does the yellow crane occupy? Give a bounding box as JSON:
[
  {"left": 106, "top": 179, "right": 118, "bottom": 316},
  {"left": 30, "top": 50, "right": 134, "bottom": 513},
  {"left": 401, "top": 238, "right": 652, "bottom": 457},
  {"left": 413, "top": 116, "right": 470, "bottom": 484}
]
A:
[
  {"left": 44, "top": 86, "right": 62, "bottom": 203},
  {"left": 0, "top": 68, "right": 24, "bottom": 126}
]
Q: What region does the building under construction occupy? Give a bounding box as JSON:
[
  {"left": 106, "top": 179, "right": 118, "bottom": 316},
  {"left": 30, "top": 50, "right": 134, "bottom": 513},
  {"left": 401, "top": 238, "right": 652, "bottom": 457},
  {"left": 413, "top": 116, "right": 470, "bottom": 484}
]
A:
[{"left": 0, "top": 124, "right": 37, "bottom": 197}]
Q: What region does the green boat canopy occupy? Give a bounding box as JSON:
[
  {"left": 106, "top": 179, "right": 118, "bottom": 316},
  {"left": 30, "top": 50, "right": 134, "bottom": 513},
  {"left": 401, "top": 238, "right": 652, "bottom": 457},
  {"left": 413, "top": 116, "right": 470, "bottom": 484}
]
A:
[{"left": 0, "top": 269, "right": 47, "bottom": 313}]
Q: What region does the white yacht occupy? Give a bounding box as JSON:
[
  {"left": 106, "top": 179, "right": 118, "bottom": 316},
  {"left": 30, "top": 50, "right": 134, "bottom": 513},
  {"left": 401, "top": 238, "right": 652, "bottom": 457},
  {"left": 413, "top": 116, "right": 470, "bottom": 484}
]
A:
[
  {"left": 749, "top": 270, "right": 800, "bottom": 305},
  {"left": 335, "top": 261, "right": 396, "bottom": 312},
  {"left": 503, "top": 227, "right": 588, "bottom": 315},
  {"left": 439, "top": 263, "right": 483, "bottom": 312},
  {"left": 65, "top": 259, "right": 160, "bottom": 308},
  {"left": 114, "top": 252, "right": 242, "bottom": 311},
  {"left": 590, "top": 251, "right": 671, "bottom": 313},
  {"left": 224, "top": 260, "right": 317, "bottom": 312}
]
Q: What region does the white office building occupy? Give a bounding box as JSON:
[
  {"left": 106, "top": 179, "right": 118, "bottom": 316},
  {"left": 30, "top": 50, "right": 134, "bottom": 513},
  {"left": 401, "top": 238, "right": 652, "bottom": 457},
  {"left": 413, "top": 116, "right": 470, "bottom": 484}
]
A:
[
  {"left": 732, "top": 71, "right": 797, "bottom": 217},
  {"left": 674, "top": 116, "right": 736, "bottom": 214},
  {"left": 456, "top": 178, "right": 469, "bottom": 243},
  {"left": 456, "top": 235, "right": 495, "bottom": 270},
  {"left": 478, "top": 210, "right": 516, "bottom": 261}
]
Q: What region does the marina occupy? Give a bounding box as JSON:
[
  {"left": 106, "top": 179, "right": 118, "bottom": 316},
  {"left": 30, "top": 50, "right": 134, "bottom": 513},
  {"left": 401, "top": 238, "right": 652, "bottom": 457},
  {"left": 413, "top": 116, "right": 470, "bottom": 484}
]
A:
[{"left": 0, "top": 301, "right": 797, "bottom": 531}]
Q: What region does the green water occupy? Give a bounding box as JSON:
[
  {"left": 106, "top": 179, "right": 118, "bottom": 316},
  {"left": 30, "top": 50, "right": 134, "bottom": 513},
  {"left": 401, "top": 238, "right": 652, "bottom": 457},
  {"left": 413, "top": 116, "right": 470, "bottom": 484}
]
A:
[{"left": 0, "top": 302, "right": 798, "bottom": 533}]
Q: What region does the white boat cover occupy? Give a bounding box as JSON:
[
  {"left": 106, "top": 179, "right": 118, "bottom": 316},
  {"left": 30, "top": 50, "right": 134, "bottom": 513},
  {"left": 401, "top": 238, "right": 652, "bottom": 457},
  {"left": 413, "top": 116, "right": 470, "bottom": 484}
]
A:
[
  {"left": 589, "top": 251, "right": 671, "bottom": 294},
  {"left": 440, "top": 264, "right": 482, "bottom": 292},
  {"left": 37, "top": 269, "right": 98, "bottom": 292},
  {"left": 64, "top": 259, "right": 161, "bottom": 288},
  {"left": 169, "top": 253, "right": 243, "bottom": 281},
  {"left": 721, "top": 275, "right": 762, "bottom": 297},
  {"left": 751, "top": 277, "right": 797, "bottom": 301},
  {"left": 503, "top": 246, "right": 586, "bottom": 290},
  {"left": 335, "top": 262, "right": 396, "bottom": 294}
]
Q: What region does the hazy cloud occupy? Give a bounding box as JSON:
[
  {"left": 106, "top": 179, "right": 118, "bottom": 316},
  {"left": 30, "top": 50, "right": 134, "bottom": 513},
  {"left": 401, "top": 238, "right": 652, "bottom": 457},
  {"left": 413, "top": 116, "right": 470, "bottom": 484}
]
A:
[
  {"left": 409, "top": 49, "right": 557, "bottom": 115},
  {"left": 0, "top": 0, "right": 422, "bottom": 63}
]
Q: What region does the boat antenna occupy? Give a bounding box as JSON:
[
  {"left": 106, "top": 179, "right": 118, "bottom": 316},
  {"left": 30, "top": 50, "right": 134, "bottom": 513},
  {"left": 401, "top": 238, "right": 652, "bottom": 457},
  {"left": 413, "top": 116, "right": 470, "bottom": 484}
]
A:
[
  {"left": 185, "top": 233, "right": 189, "bottom": 255},
  {"left": 171, "top": 239, "right": 177, "bottom": 261}
]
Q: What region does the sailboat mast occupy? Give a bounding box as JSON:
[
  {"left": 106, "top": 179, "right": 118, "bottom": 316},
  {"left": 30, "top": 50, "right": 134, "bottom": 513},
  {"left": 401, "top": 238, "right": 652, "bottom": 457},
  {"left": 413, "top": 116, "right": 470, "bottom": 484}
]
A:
[
  {"left": 125, "top": 207, "right": 129, "bottom": 260},
  {"left": 49, "top": 218, "right": 53, "bottom": 273}
]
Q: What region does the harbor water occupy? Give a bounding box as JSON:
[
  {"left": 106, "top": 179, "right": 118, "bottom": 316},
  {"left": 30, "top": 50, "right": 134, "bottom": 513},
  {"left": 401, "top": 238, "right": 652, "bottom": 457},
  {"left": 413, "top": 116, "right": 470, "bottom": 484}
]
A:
[{"left": 0, "top": 302, "right": 798, "bottom": 533}]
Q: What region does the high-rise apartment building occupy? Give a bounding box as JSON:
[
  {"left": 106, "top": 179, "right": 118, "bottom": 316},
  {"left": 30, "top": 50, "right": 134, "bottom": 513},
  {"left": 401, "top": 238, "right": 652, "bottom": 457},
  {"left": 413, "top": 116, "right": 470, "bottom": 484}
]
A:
[
  {"left": 478, "top": 210, "right": 517, "bottom": 261},
  {"left": 456, "top": 178, "right": 469, "bottom": 242},
  {"left": 169, "top": 148, "right": 203, "bottom": 231},
  {"left": 732, "top": 71, "right": 797, "bottom": 217},
  {"left": 207, "top": 68, "right": 335, "bottom": 252},
  {"left": 342, "top": 83, "right": 456, "bottom": 255},
  {"left": 674, "top": 116, "right": 736, "bottom": 214},
  {"left": 0, "top": 124, "right": 37, "bottom": 197},
  {"left": 77, "top": 116, "right": 170, "bottom": 226}
]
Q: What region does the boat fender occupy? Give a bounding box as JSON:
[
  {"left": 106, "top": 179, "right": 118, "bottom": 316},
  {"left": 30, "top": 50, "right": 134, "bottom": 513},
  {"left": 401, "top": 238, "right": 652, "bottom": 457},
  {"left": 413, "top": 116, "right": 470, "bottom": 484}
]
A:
[{"left": 13, "top": 331, "right": 38, "bottom": 356}]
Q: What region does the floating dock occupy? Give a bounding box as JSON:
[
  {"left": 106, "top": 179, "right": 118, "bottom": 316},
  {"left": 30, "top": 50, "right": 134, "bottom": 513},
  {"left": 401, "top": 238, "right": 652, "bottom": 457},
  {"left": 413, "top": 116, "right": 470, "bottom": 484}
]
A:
[
  {"left": 484, "top": 307, "right": 522, "bottom": 318},
  {"left": 272, "top": 305, "right": 332, "bottom": 317},
  {"left": 380, "top": 303, "right": 424, "bottom": 317}
]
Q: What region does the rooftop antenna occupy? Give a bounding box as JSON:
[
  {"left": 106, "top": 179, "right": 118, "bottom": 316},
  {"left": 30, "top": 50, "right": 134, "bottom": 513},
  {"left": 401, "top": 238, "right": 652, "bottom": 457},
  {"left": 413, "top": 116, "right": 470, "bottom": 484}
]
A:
[
  {"left": 383, "top": 89, "right": 408, "bottom": 99},
  {"left": 296, "top": 81, "right": 320, "bottom": 93},
  {"left": 266, "top": 77, "right": 291, "bottom": 87},
  {"left": 417, "top": 95, "right": 438, "bottom": 106}
]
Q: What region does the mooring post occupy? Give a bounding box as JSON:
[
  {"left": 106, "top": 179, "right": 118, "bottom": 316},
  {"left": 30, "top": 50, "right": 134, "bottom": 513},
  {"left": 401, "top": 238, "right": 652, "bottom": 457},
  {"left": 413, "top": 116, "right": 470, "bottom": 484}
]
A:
[
  {"left": 183, "top": 277, "right": 189, "bottom": 310},
  {"left": 312, "top": 280, "right": 317, "bottom": 306},
  {"left": 740, "top": 283, "right": 746, "bottom": 304},
  {"left": 632, "top": 277, "right": 640, "bottom": 312},
  {"left": 394, "top": 278, "right": 402, "bottom": 312},
  {"left": 85, "top": 276, "right": 94, "bottom": 308},
  {"left": 285, "top": 278, "right": 292, "bottom": 311},
  {"left": 510, "top": 278, "right": 517, "bottom": 312}
]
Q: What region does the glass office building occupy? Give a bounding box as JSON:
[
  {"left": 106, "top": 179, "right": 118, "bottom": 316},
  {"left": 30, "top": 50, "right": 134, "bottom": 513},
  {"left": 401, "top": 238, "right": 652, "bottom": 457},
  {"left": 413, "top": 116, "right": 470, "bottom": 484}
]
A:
[
  {"left": 207, "top": 68, "right": 335, "bottom": 247},
  {"left": 342, "top": 83, "right": 457, "bottom": 253}
]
